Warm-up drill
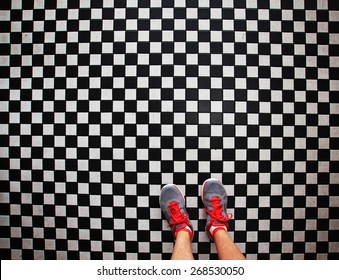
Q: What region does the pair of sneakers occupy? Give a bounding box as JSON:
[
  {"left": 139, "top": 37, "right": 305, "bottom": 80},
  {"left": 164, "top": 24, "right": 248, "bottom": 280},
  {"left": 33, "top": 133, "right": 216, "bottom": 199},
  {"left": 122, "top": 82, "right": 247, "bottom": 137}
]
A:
[{"left": 159, "top": 178, "right": 232, "bottom": 242}]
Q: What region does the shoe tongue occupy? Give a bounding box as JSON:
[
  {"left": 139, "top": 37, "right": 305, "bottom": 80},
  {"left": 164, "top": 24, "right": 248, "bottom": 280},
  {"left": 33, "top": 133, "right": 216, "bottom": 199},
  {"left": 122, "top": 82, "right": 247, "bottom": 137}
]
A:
[
  {"left": 214, "top": 220, "right": 224, "bottom": 225},
  {"left": 175, "top": 223, "right": 186, "bottom": 230},
  {"left": 175, "top": 224, "right": 192, "bottom": 235}
]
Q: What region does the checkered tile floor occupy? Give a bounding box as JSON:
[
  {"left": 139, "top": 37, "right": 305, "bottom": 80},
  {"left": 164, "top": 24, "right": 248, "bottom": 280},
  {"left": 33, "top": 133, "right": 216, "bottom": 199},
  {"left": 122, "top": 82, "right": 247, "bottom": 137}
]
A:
[{"left": 0, "top": 0, "right": 339, "bottom": 260}]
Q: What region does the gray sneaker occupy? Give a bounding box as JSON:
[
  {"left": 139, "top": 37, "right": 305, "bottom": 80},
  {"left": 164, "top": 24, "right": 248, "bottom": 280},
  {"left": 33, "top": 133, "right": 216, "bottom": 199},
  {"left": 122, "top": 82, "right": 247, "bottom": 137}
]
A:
[
  {"left": 201, "top": 178, "right": 232, "bottom": 240},
  {"left": 159, "top": 184, "right": 194, "bottom": 241}
]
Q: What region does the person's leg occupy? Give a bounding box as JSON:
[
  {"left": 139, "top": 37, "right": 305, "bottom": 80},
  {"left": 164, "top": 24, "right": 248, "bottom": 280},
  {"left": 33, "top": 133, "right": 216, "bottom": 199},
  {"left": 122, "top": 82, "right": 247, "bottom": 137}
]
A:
[
  {"left": 214, "top": 230, "right": 246, "bottom": 260},
  {"left": 171, "top": 231, "right": 194, "bottom": 260},
  {"left": 159, "top": 184, "right": 194, "bottom": 260},
  {"left": 201, "top": 178, "right": 246, "bottom": 260}
]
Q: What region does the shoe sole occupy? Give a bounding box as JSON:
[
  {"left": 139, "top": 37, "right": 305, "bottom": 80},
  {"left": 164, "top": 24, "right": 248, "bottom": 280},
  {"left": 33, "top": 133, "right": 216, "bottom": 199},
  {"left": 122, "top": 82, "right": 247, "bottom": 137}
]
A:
[{"left": 159, "top": 184, "right": 185, "bottom": 205}]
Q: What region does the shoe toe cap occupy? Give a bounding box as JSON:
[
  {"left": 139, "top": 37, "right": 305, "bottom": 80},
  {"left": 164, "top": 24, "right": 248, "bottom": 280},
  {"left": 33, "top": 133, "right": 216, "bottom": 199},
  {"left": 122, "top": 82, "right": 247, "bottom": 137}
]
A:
[
  {"left": 203, "top": 180, "right": 227, "bottom": 200},
  {"left": 160, "top": 184, "right": 184, "bottom": 207}
]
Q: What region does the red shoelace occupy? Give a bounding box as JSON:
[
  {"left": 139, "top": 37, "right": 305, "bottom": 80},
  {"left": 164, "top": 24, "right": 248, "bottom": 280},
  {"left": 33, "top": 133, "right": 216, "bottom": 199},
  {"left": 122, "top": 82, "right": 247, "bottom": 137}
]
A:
[
  {"left": 167, "top": 201, "right": 190, "bottom": 230},
  {"left": 204, "top": 197, "right": 233, "bottom": 225}
]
